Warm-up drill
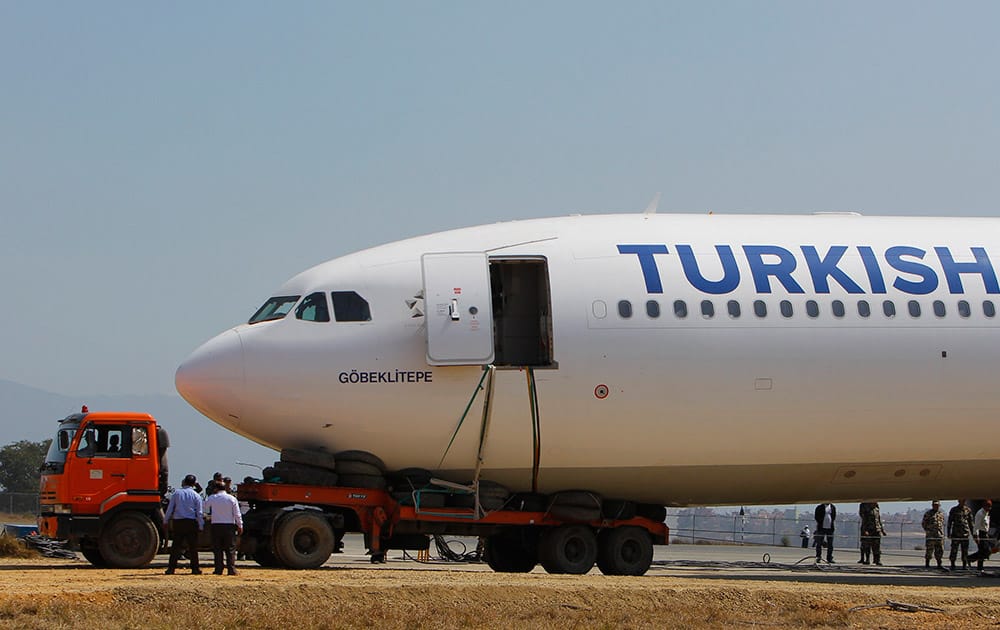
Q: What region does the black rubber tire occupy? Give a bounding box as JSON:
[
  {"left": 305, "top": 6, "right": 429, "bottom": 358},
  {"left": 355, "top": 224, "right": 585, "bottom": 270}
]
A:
[
  {"left": 549, "top": 490, "right": 602, "bottom": 521},
  {"left": 262, "top": 466, "right": 280, "bottom": 481},
  {"left": 98, "top": 512, "right": 160, "bottom": 569},
  {"left": 387, "top": 467, "right": 433, "bottom": 490},
  {"left": 485, "top": 529, "right": 538, "bottom": 573},
  {"left": 636, "top": 504, "right": 667, "bottom": 523},
  {"left": 602, "top": 499, "right": 637, "bottom": 521},
  {"left": 338, "top": 473, "right": 387, "bottom": 490},
  {"left": 274, "top": 461, "right": 339, "bottom": 487},
  {"left": 335, "top": 460, "right": 384, "bottom": 477},
  {"left": 539, "top": 524, "right": 598, "bottom": 575},
  {"left": 391, "top": 490, "right": 415, "bottom": 506},
  {"left": 415, "top": 492, "right": 446, "bottom": 508},
  {"left": 508, "top": 493, "right": 548, "bottom": 512},
  {"left": 549, "top": 504, "right": 602, "bottom": 522},
  {"left": 272, "top": 511, "right": 335, "bottom": 570},
  {"left": 596, "top": 526, "right": 654, "bottom": 576},
  {"left": 80, "top": 544, "right": 108, "bottom": 567},
  {"left": 334, "top": 450, "right": 386, "bottom": 472},
  {"left": 446, "top": 490, "right": 509, "bottom": 511},
  {"left": 280, "top": 448, "right": 337, "bottom": 471},
  {"left": 253, "top": 543, "right": 283, "bottom": 567},
  {"left": 550, "top": 490, "right": 602, "bottom": 508}
]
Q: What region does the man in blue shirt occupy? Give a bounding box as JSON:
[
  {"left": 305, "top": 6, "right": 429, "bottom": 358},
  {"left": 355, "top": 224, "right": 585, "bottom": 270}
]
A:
[{"left": 164, "top": 474, "right": 204, "bottom": 575}]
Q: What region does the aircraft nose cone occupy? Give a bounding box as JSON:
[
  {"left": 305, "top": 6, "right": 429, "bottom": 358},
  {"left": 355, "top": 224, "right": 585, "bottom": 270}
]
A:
[{"left": 175, "top": 329, "right": 245, "bottom": 424}]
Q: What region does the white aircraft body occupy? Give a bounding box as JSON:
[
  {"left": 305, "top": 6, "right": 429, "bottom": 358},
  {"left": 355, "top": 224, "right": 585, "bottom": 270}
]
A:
[{"left": 176, "top": 213, "right": 1000, "bottom": 505}]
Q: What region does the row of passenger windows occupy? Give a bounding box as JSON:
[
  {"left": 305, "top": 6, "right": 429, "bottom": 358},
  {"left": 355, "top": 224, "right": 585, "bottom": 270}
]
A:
[
  {"left": 616, "top": 298, "right": 999, "bottom": 320},
  {"left": 249, "top": 291, "right": 372, "bottom": 324}
]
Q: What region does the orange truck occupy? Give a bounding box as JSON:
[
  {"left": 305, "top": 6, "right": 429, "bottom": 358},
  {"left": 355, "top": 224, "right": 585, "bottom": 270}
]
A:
[
  {"left": 39, "top": 408, "right": 669, "bottom": 574},
  {"left": 38, "top": 408, "right": 169, "bottom": 568}
]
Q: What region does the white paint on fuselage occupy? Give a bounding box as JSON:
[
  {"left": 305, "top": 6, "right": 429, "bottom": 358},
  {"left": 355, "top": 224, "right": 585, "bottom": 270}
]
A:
[{"left": 176, "top": 213, "right": 1000, "bottom": 505}]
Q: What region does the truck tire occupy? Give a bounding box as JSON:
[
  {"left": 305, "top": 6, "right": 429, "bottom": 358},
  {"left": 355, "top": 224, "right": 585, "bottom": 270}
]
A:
[
  {"left": 601, "top": 499, "right": 637, "bottom": 521},
  {"left": 508, "top": 492, "right": 548, "bottom": 512},
  {"left": 338, "top": 473, "right": 387, "bottom": 490},
  {"left": 334, "top": 460, "right": 384, "bottom": 476},
  {"left": 253, "top": 544, "right": 283, "bottom": 568},
  {"left": 273, "top": 511, "right": 335, "bottom": 569},
  {"left": 334, "top": 450, "right": 386, "bottom": 472},
  {"left": 549, "top": 490, "right": 602, "bottom": 522},
  {"left": 485, "top": 529, "right": 538, "bottom": 573},
  {"left": 98, "top": 511, "right": 160, "bottom": 569},
  {"left": 387, "top": 467, "right": 433, "bottom": 490},
  {"left": 539, "top": 524, "right": 597, "bottom": 575},
  {"left": 597, "top": 526, "right": 653, "bottom": 576},
  {"left": 274, "top": 461, "right": 339, "bottom": 487},
  {"left": 280, "top": 448, "right": 337, "bottom": 472},
  {"left": 636, "top": 503, "right": 667, "bottom": 523},
  {"left": 80, "top": 543, "right": 108, "bottom": 567}
]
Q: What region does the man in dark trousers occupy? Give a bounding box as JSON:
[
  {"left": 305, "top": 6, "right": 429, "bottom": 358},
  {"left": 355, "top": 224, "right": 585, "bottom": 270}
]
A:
[
  {"left": 814, "top": 502, "right": 836, "bottom": 563},
  {"left": 163, "top": 474, "right": 204, "bottom": 575},
  {"left": 204, "top": 482, "right": 244, "bottom": 575}
]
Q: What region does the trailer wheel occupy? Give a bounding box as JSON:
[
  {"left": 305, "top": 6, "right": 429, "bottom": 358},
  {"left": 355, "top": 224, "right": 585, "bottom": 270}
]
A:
[
  {"left": 273, "top": 511, "right": 335, "bottom": 569},
  {"left": 597, "top": 526, "right": 653, "bottom": 576},
  {"left": 539, "top": 524, "right": 597, "bottom": 575},
  {"left": 334, "top": 450, "right": 387, "bottom": 473},
  {"left": 98, "top": 512, "right": 160, "bottom": 569},
  {"left": 337, "top": 473, "right": 387, "bottom": 490},
  {"left": 335, "top": 460, "right": 384, "bottom": 476},
  {"left": 485, "top": 529, "right": 538, "bottom": 573},
  {"left": 80, "top": 543, "right": 108, "bottom": 567}
]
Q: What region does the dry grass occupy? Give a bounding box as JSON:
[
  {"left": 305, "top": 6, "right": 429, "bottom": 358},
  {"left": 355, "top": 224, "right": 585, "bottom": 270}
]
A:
[{"left": 0, "top": 536, "right": 37, "bottom": 559}]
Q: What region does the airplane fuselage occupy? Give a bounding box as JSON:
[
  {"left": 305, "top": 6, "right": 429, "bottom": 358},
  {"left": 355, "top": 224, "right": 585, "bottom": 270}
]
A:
[{"left": 176, "top": 213, "right": 1000, "bottom": 505}]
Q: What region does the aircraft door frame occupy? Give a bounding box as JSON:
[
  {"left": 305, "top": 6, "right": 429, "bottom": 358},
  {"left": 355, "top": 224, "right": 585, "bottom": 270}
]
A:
[{"left": 422, "top": 252, "right": 496, "bottom": 366}]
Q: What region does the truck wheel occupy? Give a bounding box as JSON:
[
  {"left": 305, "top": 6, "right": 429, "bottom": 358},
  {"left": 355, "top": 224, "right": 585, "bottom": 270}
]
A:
[
  {"left": 253, "top": 544, "right": 283, "bottom": 568},
  {"left": 280, "top": 448, "right": 337, "bottom": 471},
  {"left": 337, "top": 473, "right": 387, "bottom": 490},
  {"left": 335, "top": 460, "right": 384, "bottom": 476},
  {"left": 485, "top": 529, "right": 538, "bottom": 573},
  {"left": 334, "top": 450, "right": 386, "bottom": 473},
  {"left": 80, "top": 543, "right": 108, "bottom": 567},
  {"left": 539, "top": 524, "right": 597, "bottom": 575},
  {"left": 98, "top": 512, "right": 160, "bottom": 569},
  {"left": 273, "top": 511, "right": 335, "bottom": 569},
  {"left": 597, "top": 526, "right": 653, "bottom": 576}
]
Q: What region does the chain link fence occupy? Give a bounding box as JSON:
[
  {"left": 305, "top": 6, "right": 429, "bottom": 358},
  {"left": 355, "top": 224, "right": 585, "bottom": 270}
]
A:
[
  {"left": 666, "top": 508, "right": 931, "bottom": 551},
  {"left": 0, "top": 492, "right": 40, "bottom": 517}
]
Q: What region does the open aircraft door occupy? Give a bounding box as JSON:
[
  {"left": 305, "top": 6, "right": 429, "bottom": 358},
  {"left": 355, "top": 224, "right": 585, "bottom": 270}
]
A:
[{"left": 422, "top": 252, "right": 495, "bottom": 366}]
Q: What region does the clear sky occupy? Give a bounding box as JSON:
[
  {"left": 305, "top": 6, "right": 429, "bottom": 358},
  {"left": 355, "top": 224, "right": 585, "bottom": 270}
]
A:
[{"left": 2, "top": 2, "right": 1000, "bottom": 396}]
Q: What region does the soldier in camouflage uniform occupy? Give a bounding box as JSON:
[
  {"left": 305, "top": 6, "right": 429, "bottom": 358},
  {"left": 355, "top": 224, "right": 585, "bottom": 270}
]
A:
[
  {"left": 948, "top": 498, "right": 975, "bottom": 570},
  {"left": 858, "top": 502, "right": 886, "bottom": 565},
  {"left": 922, "top": 500, "right": 946, "bottom": 568}
]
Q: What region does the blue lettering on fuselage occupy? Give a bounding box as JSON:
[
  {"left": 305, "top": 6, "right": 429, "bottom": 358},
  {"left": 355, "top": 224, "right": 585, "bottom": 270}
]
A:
[{"left": 617, "top": 244, "right": 999, "bottom": 296}]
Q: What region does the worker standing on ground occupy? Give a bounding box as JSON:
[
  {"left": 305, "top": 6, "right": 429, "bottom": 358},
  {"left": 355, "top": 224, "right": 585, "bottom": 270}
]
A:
[
  {"left": 969, "top": 500, "right": 993, "bottom": 571},
  {"left": 799, "top": 525, "right": 811, "bottom": 549},
  {"left": 813, "top": 503, "right": 836, "bottom": 563},
  {"left": 948, "top": 499, "right": 975, "bottom": 570},
  {"left": 859, "top": 502, "right": 886, "bottom": 565},
  {"left": 922, "top": 500, "right": 946, "bottom": 569},
  {"left": 164, "top": 474, "right": 204, "bottom": 575},
  {"left": 204, "top": 481, "right": 244, "bottom": 575}
]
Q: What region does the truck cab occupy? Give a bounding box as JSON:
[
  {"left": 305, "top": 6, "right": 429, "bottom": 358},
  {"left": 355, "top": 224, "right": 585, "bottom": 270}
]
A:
[{"left": 38, "top": 408, "right": 170, "bottom": 568}]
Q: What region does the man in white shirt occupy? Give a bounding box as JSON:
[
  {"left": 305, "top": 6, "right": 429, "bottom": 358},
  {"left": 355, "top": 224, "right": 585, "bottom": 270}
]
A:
[
  {"left": 204, "top": 484, "right": 244, "bottom": 575},
  {"left": 969, "top": 500, "right": 993, "bottom": 571}
]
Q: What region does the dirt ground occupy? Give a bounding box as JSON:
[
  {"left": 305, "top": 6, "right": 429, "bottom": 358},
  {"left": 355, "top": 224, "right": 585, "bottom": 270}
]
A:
[{"left": 3, "top": 555, "right": 1000, "bottom": 629}]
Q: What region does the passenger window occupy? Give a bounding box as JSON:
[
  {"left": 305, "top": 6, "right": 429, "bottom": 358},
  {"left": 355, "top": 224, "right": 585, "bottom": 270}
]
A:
[
  {"left": 779, "top": 300, "right": 793, "bottom": 318},
  {"left": 806, "top": 300, "right": 819, "bottom": 318},
  {"left": 832, "top": 300, "right": 845, "bottom": 318},
  {"left": 753, "top": 300, "right": 767, "bottom": 318},
  {"left": 933, "top": 300, "right": 946, "bottom": 318},
  {"left": 985, "top": 301, "right": 997, "bottom": 318},
  {"left": 908, "top": 301, "right": 921, "bottom": 317},
  {"left": 618, "top": 300, "right": 633, "bottom": 319},
  {"left": 727, "top": 300, "right": 741, "bottom": 319},
  {"left": 248, "top": 295, "right": 301, "bottom": 324},
  {"left": 295, "top": 292, "right": 331, "bottom": 322},
  {"left": 331, "top": 291, "right": 372, "bottom": 322},
  {"left": 674, "top": 300, "right": 688, "bottom": 318},
  {"left": 958, "top": 300, "right": 971, "bottom": 318},
  {"left": 646, "top": 300, "right": 660, "bottom": 318},
  {"left": 883, "top": 300, "right": 896, "bottom": 318},
  {"left": 701, "top": 300, "right": 714, "bottom": 319},
  {"left": 858, "top": 300, "right": 871, "bottom": 318}
]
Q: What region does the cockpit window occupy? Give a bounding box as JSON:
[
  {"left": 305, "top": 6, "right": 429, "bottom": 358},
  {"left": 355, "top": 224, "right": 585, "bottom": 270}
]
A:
[
  {"left": 249, "top": 296, "right": 301, "bottom": 324},
  {"left": 296, "top": 292, "right": 331, "bottom": 322},
  {"left": 331, "top": 291, "right": 372, "bottom": 322}
]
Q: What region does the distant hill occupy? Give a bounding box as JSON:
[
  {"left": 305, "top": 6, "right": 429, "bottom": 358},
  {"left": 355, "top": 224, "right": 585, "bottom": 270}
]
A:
[{"left": 0, "top": 379, "right": 277, "bottom": 486}]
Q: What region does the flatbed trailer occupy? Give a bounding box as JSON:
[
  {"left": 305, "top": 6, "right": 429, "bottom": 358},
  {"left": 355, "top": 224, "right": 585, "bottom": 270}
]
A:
[{"left": 237, "top": 480, "right": 669, "bottom": 575}]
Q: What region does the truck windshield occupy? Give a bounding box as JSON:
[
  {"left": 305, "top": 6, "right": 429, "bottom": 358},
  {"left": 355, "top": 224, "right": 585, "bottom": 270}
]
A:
[{"left": 45, "top": 425, "right": 78, "bottom": 464}]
